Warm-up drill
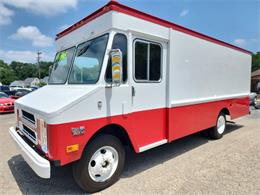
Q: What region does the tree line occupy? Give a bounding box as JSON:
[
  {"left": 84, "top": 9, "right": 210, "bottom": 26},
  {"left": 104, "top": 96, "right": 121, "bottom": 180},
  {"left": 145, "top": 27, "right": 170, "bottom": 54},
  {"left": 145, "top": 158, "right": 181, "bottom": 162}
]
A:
[
  {"left": 0, "top": 59, "right": 52, "bottom": 85},
  {"left": 252, "top": 52, "right": 260, "bottom": 72}
]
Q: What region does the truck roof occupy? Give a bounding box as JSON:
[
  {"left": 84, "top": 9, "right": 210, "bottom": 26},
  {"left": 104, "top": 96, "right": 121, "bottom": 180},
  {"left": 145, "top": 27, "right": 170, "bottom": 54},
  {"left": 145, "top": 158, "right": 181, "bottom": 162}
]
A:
[{"left": 56, "top": 0, "right": 252, "bottom": 55}]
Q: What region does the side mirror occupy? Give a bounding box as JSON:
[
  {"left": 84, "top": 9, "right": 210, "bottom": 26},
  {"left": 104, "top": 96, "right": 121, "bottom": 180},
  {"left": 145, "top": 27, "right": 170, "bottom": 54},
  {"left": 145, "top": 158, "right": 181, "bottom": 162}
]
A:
[{"left": 111, "top": 49, "right": 123, "bottom": 86}]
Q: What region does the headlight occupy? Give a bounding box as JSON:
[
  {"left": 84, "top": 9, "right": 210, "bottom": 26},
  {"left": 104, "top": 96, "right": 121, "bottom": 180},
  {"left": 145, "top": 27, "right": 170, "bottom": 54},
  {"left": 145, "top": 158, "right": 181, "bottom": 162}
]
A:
[{"left": 38, "top": 119, "right": 48, "bottom": 153}]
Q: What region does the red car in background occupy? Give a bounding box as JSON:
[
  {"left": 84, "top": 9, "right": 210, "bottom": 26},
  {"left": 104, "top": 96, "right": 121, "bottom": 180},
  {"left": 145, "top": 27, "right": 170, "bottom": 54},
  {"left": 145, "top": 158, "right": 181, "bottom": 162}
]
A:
[{"left": 0, "top": 92, "right": 15, "bottom": 113}]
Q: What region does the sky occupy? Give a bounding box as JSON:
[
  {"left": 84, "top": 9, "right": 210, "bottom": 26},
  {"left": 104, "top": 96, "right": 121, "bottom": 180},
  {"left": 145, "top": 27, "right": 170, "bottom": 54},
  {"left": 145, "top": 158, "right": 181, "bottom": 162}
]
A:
[{"left": 0, "top": 0, "right": 259, "bottom": 64}]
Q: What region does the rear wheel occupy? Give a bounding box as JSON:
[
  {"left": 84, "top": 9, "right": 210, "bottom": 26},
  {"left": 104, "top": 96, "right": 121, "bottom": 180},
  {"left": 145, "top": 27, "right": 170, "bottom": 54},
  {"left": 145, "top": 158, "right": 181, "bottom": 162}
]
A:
[
  {"left": 254, "top": 97, "right": 257, "bottom": 106},
  {"left": 73, "top": 134, "right": 125, "bottom": 193},
  {"left": 209, "top": 113, "right": 226, "bottom": 139}
]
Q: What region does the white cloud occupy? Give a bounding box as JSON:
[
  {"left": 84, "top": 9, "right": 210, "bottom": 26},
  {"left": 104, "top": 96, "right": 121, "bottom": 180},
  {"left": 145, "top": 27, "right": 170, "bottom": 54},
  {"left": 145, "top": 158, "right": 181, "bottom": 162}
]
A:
[
  {"left": 179, "top": 9, "right": 189, "bottom": 17},
  {"left": 233, "top": 38, "right": 246, "bottom": 46},
  {"left": 0, "top": 49, "right": 54, "bottom": 63},
  {"left": 0, "top": 3, "right": 14, "bottom": 25},
  {"left": 0, "top": 0, "right": 78, "bottom": 16},
  {"left": 10, "top": 26, "right": 53, "bottom": 47}
]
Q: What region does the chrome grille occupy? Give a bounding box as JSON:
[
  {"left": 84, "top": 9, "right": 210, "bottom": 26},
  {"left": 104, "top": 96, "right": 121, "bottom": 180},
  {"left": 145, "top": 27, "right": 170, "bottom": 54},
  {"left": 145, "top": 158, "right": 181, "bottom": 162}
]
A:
[
  {"left": 22, "top": 110, "right": 35, "bottom": 125},
  {"left": 20, "top": 110, "right": 37, "bottom": 144},
  {"left": 21, "top": 124, "right": 37, "bottom": 144}
]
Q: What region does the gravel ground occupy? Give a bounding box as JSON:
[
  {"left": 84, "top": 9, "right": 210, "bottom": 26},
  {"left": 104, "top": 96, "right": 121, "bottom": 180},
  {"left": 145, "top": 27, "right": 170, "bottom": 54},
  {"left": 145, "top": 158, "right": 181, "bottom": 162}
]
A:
[{"left": 0, "top": 108, "right": 260, "bottom": 194}]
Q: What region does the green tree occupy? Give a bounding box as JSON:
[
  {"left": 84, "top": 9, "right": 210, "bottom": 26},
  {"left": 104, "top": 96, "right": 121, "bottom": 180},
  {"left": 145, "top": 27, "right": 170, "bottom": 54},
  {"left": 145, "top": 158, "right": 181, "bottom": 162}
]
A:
[
  {"left": 0, "top": 60, "right": 17, "bottom": 85},
  {"left": 252, "top": 52, "right": 260, "bottom": 72},
  {"left": 37, "top": 81, "right": 47, "bottom": 87},
  {"left": 39, "top": 61, "right": 53, "bottom": 78},
  {"left": 10, "top": 61, "right": 38, "bottom": 80}
]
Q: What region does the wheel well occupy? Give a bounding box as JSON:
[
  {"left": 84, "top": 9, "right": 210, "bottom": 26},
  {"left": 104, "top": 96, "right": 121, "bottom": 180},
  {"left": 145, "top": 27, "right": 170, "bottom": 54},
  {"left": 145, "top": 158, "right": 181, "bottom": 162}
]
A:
[
  {"left": 220, "top": 108, "right": 230, "bottom": 116},
  {"left": 88, "top": 124, "right": 134, "bottom": 150}
]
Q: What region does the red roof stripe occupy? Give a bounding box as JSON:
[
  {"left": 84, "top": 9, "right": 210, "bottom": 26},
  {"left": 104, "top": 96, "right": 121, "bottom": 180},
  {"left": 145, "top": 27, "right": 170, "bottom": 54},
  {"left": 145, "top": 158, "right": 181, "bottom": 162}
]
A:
[{"left": 56, "top": 1, "right": 252, "bottom": 55}]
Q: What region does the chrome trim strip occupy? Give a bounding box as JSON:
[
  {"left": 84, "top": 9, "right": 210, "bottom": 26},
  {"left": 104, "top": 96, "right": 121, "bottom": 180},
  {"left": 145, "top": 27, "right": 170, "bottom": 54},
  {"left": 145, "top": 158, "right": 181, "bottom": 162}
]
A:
[
  {"left": 21, "top": 117, "right": 36, "bottom": 130},
  {"left": 171, "top": 93, "right": 249, "bottom": 107},
  {"left": 21, "top": 125, "right": 37, "bottom": 145},
  {"left": 139, "top": 139, "right": 167, "bottom": 153},
  {"left": 22, "top": 115, "right": 35, "bottom": 125}
]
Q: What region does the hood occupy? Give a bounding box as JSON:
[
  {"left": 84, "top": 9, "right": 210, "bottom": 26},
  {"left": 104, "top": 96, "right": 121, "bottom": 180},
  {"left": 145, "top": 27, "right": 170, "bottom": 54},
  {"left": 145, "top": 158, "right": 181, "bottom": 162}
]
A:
[
  {"left": 0, "top": 98, "right": 14, "bottom": 104},
  {"left": 15, "top": 85, "right": 101, "bottom": 119}
]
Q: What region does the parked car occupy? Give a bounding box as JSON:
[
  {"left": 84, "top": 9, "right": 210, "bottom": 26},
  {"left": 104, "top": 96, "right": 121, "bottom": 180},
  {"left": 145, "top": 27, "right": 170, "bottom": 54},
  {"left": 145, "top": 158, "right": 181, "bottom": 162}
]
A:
[
  {"left": 9, "top": 86, "right": 24, "bottom": 91},
  {"left": 0, "top": 92, "right": 15, "bottom": 113},
  {"left": 0, "top": 85, "right": 16, "bottom": 96},
  {"left": 15, "top": 89, "right": 31, "bottom": 98},
  {"left": 0, "top": 85, "right": 10, "bottom": 92},
  {"left": 0, "top": 85, "right": 10, "bottom": 94},
  {"left": 9, "top": 95, "right": 20, "bottom": 100},
  {"left": 30, "top": 86, "right": 39, "bottom": 91}
]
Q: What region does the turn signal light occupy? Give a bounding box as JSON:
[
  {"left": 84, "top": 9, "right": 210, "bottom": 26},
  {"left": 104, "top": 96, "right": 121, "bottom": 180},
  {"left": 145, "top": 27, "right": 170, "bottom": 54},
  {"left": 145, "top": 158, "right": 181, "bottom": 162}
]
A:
[{"left": 66, "top": 144, "right": 79, "bottom": 153}]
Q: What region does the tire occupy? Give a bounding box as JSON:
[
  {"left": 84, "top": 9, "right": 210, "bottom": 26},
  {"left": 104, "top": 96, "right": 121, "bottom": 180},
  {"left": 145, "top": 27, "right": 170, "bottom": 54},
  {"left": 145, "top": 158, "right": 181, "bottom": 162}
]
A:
[
  {"left": 73, "top": 134, "right": 125, "bottom": 193},
  {"left": 209, "top": 113, "right": 226, "bottom": 139}
]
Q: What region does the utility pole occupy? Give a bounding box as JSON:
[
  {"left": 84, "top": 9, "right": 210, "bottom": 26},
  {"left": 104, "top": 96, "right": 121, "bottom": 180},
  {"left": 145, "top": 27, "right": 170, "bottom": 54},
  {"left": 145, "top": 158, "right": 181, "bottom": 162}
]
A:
[{"left": 37, "top": 51, "right": 42, "bottom": 79}]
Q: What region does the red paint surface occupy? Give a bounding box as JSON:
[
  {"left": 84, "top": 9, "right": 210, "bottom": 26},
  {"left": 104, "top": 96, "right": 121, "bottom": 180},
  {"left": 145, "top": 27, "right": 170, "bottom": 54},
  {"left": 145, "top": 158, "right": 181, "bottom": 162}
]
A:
[
  {"left": 168, "top": 96, "right": 249, "bottom": 141},
  {"left": 56, "top": 1, "right": 251, "bottom": 55},
  {"left": 47, "top": 96, "right": 249, "bottom": 166}
]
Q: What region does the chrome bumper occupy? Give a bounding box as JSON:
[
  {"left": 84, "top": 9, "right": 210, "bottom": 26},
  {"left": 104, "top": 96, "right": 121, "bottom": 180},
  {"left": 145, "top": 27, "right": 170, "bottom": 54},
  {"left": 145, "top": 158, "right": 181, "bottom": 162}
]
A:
[{"left": 9, "top": 126, "right": 50, "bottom": 179}]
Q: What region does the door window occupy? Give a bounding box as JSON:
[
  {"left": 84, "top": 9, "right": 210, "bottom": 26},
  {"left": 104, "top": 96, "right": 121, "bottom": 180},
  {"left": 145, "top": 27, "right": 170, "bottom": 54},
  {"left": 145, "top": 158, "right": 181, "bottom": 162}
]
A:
[{"left": 134, "top": 40, "right": 161, "bottom": 82}]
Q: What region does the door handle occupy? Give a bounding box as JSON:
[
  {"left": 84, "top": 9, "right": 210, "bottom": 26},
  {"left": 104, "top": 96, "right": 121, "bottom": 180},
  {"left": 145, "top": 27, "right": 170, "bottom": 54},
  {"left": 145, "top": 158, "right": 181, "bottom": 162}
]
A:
[{"left": 132, "top": 86, "right": 136, "bottom": 97}]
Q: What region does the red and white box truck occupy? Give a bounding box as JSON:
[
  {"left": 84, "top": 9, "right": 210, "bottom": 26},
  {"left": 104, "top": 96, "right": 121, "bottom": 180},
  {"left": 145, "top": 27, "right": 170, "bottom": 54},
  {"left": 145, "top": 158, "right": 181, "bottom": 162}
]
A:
[{"left": 9, "top": 1, "right": 251, "bottom": 192}]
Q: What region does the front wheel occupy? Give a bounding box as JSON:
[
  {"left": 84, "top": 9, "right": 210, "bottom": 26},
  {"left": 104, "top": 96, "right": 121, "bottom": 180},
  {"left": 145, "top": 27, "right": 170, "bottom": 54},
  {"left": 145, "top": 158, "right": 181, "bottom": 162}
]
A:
[
  {"left": 209, "top": 113, "right": 226, "bottom": 139},
  {"left": 73, "top": 134, "right": 125, "bottom": 193}
]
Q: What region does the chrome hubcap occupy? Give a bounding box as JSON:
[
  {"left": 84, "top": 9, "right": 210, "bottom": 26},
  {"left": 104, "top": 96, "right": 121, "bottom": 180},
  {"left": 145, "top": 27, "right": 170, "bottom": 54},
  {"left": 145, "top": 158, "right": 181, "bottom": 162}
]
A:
[
  {"left": 254, "top": 98, "right": 257, "bottom": 105},
  {"left": 88, "top": 146, "right": 119, "bottom": 182},
  {"left": 217, "top": 115, "right": 225, "bottom": 134}
]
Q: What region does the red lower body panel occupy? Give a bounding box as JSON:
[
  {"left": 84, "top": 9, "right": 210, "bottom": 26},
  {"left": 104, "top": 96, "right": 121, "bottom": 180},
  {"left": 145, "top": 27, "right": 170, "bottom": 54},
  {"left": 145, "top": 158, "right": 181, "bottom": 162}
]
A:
[
  {"left": 47, "top": 96, "right": 249, "bottom": 166},
  {"left": 168, "top": 96, "right": 249, "bottom": 141}
]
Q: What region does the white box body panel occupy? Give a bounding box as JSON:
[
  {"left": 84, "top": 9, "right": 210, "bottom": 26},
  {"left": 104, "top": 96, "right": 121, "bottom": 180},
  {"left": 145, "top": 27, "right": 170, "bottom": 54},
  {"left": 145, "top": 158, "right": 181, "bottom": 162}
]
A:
[
  {"left": 55, "top": 10, "right": 170, "bottom": 52},
  {"left": 169, "top": 29, "right": 251, "bottom": 107},
  {"left": 55, "top": 12, "right": 113, "bottom": 51}
]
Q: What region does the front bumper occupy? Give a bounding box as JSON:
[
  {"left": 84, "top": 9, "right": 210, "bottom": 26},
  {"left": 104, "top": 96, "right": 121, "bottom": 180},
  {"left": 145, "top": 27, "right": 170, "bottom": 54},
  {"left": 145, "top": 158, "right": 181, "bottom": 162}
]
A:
[
  {"left": 9, "top": 126, "right": 51, "bottom": 178},
  {"left": 0, "top": 106, "right": 14, "bottom": 113}
]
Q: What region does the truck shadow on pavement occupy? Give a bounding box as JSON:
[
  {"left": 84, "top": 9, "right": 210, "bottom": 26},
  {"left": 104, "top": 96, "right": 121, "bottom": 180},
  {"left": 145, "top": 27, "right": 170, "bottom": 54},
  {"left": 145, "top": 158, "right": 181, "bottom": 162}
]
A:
[{"left": 8, "top": 123, "right": 243, "bottom": 194}]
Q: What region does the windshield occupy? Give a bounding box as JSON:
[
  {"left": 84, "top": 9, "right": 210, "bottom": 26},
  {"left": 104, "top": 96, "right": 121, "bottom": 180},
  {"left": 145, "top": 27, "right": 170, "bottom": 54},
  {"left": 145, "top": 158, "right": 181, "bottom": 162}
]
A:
[
  {"left": 68, "top": 34, "right": 109, "bottom": 84},
  {"left": 49, "top": 47, "right": 75, "bottom": 84},
  {"left": 0, "top": 93, "right": 8, "bottom": 98}
]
